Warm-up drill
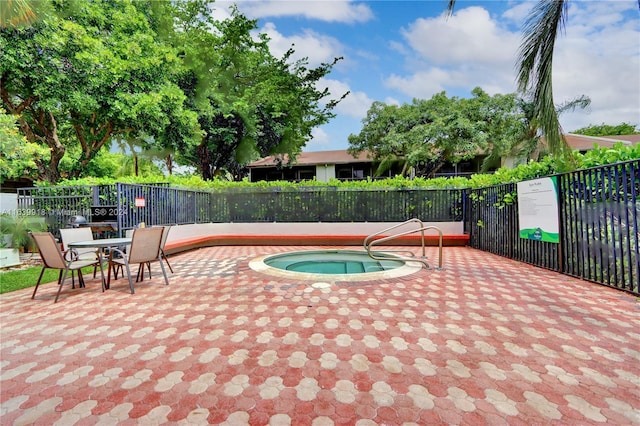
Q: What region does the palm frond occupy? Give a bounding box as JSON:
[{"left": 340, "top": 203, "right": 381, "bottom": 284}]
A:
[
  {"left": 517, "top": 0, "right": 570, "bottom": 158},
  {"left": 446, "top": 0, "right": 456, "bottom": 17},
  {"left": 556, "top": 95, "right": 591, "bottom": 115}
]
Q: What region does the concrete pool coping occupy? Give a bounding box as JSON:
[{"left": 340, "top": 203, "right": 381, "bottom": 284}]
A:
[{"left": 248, "top": 249, "right": 425, "bottom": 282}]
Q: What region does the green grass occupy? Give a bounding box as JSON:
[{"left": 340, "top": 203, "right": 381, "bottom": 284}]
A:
[
  {"left": 0, "top": 266, "right": 55, "bottom": 294},
  {"left": 0, "top": 266, "right": 97, "bottom": 294}
]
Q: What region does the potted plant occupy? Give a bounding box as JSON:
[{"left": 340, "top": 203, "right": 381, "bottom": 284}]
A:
[
  {"left": 0, "top": 214, "right": 47, "bottom": 253},
  {"left": 0, "top": 214, "right": 20, "bottom": 267},
  {"left": 0, "top": 214, "right": 15, "bottom": 248}
]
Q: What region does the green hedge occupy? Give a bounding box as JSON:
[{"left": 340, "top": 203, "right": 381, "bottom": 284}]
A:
[{"left": 46, "top": 142, "right": 638, "bottom": 191}]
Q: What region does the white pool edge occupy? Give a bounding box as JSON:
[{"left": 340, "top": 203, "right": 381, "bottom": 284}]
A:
[{"left": 248, "top": 250, "right": 424, "bottom": 282}]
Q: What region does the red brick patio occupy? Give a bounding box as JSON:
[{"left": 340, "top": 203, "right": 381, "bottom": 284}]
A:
[{"left": 1, "top": 245, "right": 638, "bottom": 425}]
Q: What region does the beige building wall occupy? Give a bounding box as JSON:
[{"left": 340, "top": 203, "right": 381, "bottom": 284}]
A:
[{"left": 314, "top": 164, "right": 335, "bottom": 182}]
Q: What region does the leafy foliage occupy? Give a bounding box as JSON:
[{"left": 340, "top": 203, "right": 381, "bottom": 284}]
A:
[
  {"left": 572, "top": 123, "right": 639, "bottom": 136},
  {"left": 0, "top": 214, "right": 47, "bottom": 251},
  {"left": 51, "top": 143, "right": 638, "bottom": 191},
  {"left": 1, "top": 0, "right": 344, "bottom": 183},
  {"left": 348, "top": 88, "right": 523, "bottom": 178},
  {"left": 0, "top": 108, "right": 49, "bottom": 183},
  {"left": 168, "top": 1, "right": 345, "bottom": 180},
  {"left": 0, "top": 0, "right": 200, "bottom": 183}
]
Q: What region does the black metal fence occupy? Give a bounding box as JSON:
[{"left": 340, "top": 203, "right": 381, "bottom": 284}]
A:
[
  {"left": 16, "top": 184, "right": 116, "bottom": 236},
  {"left": 16, "top": 160, "right": 639, "bottom": 295},
  {"left": 467, "top": 159, "right": 639, "bottom": 294},
  {"left": 18, "top": 183, "right": 465, "bottom": 237}
]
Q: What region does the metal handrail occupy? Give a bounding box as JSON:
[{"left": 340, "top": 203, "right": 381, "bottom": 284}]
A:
[{"left": 364, "top": 218, "right": 443, "bottom": 269}]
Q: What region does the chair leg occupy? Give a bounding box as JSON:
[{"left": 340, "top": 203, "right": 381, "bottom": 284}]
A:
[
  {"left": 136, "top": 263, "right": 151, "bottom": 282},
  {"left": 124, "top": 261, "right": 134, "bottom": 294},
  {"left": 161, "top": 249, "right": 174, "bottom": 273},
  {"left": 78, "top": 270, "right": 86, "bottom": 288},
  {"left": 31, "top": 267, "right": 46, "bottom": 299},
  {"left": 55, "top": 268, "right": 71, "bottom": 303},
  {"left": 107, "top": 261, "right": 113, "bottom": 290},
  {"left": 158, "top": 256, "right": 169, "bottom": 286},
  {"left": 96, "top": 258, "right": 106, "bottom": 292}
]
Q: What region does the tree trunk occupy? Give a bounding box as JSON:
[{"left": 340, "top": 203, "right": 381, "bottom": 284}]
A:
[
  {"left": 165, "top": 154, "right": 173, "bottom": 175},
  {"left": 426, "top": 161, "right": 445, "bottom": 179},
  {"left": 1, "top": 80, "right": 64, "bottom": 183},
  {"left": 68, "top": 120, "right": 116, "bottom": 178},
  {"left": 198, "top": 143, "right": 214, "bottom": 180}
]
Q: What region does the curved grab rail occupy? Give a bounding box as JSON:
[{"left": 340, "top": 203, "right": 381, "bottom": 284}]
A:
[
  {"left": 363, "top": 218, "right": 427, "bottom": 257},
  {"left": 364, "top": 219, "right": 443, "bottom": 269}
]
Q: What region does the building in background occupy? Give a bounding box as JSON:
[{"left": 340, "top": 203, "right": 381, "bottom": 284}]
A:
[{"left": 248, "top": 134, "right": 639, "bottom": 183}]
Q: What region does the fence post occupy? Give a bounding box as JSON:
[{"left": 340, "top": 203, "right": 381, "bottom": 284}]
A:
[
  {"left": 116, "top": 183, "right": 123, "bottom": 238},
  {"left": 461, "top": 189, "right": 468, "bottom": 235},
  {"left": 556, "top": 174, "right": 565, "bottom": 275}
]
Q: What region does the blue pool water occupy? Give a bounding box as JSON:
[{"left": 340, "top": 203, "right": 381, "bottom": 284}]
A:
[{"left": 264, "top": 250, "right": 405, "bottom": 274}]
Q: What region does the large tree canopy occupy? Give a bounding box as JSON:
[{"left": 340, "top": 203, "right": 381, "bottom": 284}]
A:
[
  {"left": 167, "top": 1, "right": 345, "bottom": 180},
  {"left": 0, "top": 0, "right": 200, "bottom": 182},
  {"left": 1, "top": 0, "right": 344, "bottom": 183},
  {"left": 348, "top": 88, "right": 523, "bottom": 178}
]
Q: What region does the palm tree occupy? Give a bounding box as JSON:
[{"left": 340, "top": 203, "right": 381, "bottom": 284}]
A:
[
  {"left": 492, "top": 94, "right": 591, "bottom": 169},
  {"left": 516, "top": 1, "right": 571, "bottom": 159},
  {"left": 447, "top": 0, "right": 637, "bottom": 163}
]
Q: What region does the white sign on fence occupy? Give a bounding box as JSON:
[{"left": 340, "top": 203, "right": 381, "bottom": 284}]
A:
[{"left": 516, "top": 177, "right": 560, "bottom": 244}]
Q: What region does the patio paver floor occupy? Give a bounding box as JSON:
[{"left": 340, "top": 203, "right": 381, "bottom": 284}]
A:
[{"left": 1, "top": 245, "right": 639, "bottom": 425}]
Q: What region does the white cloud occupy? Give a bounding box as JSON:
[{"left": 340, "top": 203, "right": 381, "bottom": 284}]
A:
[
  {"left": 501, "top": 2, "right": 531, "bottom": 24},
  {"left": 384, "top": 96, "right": 400, "bottom": 106},
  {"left": 552, "top": 2, "right": 640, "bottom": 130},
  {"left": 318, "top": 78, "right": 372, "bottom": 118},
  {"left": 385, "top": 64, "right": 516, "bottom": 101},
  {"left": 400, "top": 6, "right": 520, "bottom": 66},
  {"left": 385, "top": 1, "right": 639, "bottom": 134},
  {"left": 210, "top": 3, "right": 233, "bottom": 22},
  {"left": 385, "top": 6, "right": 520, "bottom": 100},
  {"left": 305, "top": 127, "right": 331, "bottom": 150},
  {"left": 260, "top": 22, "right": 344, "bottom": 68},
  {"left": 230, "top": 0, "right": 374, "bottom": 23},
  {"left": 385, "top": 69, "right": 450, "bottom": 98}
]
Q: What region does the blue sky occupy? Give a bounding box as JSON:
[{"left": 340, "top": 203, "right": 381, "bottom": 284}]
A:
[{"left": 214, "top": 0, "right": 640, "bottom": 152}]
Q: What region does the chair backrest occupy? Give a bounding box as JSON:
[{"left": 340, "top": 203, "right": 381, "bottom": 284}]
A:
[
  {"left": 30, "top": 232, "right": 67, "bottom": 269},
  {"left": 128, "top": 227, "right": 164, "bottom": 264},
  {"left": 59, "top": 228, "right": 95, "bottom": 257}
]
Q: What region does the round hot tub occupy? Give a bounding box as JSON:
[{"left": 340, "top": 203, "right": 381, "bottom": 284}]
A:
[{"left": 249, "top": 249, "right": 422, "bottom": 282}]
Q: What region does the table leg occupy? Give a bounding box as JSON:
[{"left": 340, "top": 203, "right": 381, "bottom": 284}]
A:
[{"left": 97, "top": 247, "right": 107, "bottom": 291}]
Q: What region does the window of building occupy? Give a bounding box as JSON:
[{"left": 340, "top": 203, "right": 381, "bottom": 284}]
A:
[{"left": 298, "top": 168, "right": 315, "bottom": 180}]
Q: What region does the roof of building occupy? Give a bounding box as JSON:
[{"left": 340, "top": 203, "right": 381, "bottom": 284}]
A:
[
  {"left": 248, "top": 134, "right": 639, "bottom": 168},
  {"left": 248, "top": 150, "right": 374, "bottom": 168},
  {"left": 563, "top": 133, "right": 640, "bottom": 150}
]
